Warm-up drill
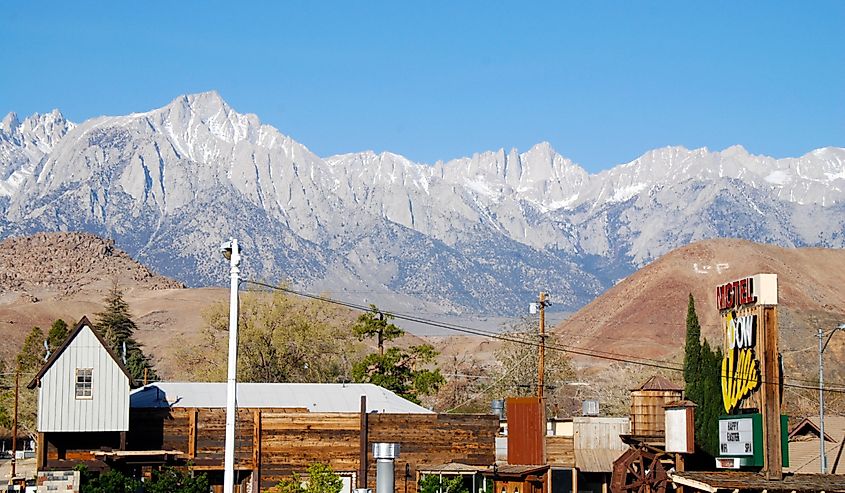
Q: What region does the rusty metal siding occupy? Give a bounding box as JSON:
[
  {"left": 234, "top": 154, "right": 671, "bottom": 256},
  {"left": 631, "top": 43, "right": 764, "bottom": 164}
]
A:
[
  {"left": 506, "top": 397, "right": 544, "bottom": 465},
  {"left": 37, "top": 325, "right": 129, "bottom": 432}
]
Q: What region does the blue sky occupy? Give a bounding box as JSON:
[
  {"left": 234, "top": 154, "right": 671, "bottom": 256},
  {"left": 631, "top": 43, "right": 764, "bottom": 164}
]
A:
[{"left": 1, "top": 1, "right": 842, "bottom": 172}]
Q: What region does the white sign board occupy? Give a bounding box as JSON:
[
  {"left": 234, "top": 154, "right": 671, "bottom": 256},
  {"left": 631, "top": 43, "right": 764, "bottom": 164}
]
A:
[
  {"left": 719, "top": 417, "right": 754, "bottom": 456},
  {"left": 665, "top": 408, "right": 691, "bottom": 453}
]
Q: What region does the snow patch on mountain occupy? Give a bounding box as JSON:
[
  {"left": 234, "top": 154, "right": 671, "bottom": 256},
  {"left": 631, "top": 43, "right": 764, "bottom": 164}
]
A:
[{"left": 2, "top": 92, "right": 844, "bottom": 315}]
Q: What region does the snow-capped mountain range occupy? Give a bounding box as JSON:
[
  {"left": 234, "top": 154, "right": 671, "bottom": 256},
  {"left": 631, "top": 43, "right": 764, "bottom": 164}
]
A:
[{"left": 2, "top": 91, "right": 843, "bottom": 315}]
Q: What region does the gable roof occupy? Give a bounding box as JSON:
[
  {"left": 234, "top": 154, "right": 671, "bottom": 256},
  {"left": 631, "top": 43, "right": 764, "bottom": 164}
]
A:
[
  {"left": 130, "top": 382, "right": 434, "bottom": 414},
  {"left": 27, "top": 316, "right": 135, "bottom": 389},
  {"left": 790, "top": 416, "right": 845, "bottom": 442},
  {"left": 633, "top": 375, "right": 683, "bottom": 392},
  {"left": 787, "top": 416, "right": 845, "bottom": 475}
]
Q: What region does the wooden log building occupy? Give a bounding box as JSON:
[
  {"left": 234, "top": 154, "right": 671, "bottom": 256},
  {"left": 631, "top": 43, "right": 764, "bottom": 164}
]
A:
[{"left": 28, "top": 317, "right": 498, "bottom": 492}]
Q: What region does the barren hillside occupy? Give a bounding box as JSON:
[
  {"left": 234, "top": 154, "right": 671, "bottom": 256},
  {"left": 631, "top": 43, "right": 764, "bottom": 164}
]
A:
[{"left": 554, "top": 239, "right": 845, "bottom": 415}]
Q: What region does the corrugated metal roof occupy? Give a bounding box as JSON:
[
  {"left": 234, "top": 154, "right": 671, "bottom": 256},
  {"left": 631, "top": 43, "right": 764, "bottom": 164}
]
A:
[
  {"left": 418, "top": 463, "right": 488, "bottom": 474},
  {"left": 130, "top": 382, "right": 433, "bottom": 414},
  {"left": 788, "top": 416, "right": 845, "bottom": 475},
  {"left": 791, "top": 416, "right": 845, "bottom": 441},
  {"left": 635, "top": 376, "right": 683, "bottom": 392},
  {"left": 575, "top": 448, "right": 626, "bottom": 473},
  {"left": 492, "top": 465, "right": 548, "bottom": 476},
  {"left": 787, "top": 439, "right": 845, "bottom": 474}
]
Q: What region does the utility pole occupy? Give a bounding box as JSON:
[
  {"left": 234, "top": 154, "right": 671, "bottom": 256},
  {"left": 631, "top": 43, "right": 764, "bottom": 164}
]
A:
[
  {"left": 819, "top": 327, "right": 827, "bottom": 474},
  {"left": 818, "top": 324, "right": 845, "bottom": 473},
  {"left": 11, "top": 365, "right": 19, "bottom": 479},
  {"left": 537, "top": 292, "right": 547, "bottom": 401}
]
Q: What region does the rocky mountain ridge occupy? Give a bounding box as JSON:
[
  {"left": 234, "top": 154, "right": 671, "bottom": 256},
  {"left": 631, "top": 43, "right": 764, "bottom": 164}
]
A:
[
  {"left": 1, "top": 92, "right": 843, "bottom": 315},
  {"left": 0, "top": 232, "right": 184, "bottom": 298}
]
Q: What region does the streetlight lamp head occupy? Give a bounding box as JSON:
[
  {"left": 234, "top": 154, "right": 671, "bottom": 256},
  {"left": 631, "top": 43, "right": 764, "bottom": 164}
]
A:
[
  {"left": 220, "top": 240, "right": 233, "bottom": 260},
  {"left": 838, "top": 324, "right": 845, "bottom": 331},
  {"left": 220, "top": 239, "right": 242, "bottom": 269}
]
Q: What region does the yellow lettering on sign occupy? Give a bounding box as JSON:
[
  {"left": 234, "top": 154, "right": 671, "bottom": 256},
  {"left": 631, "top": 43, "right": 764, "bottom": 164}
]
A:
[{"left": 721, "top": 347, "right": 760, "bottom": 413}]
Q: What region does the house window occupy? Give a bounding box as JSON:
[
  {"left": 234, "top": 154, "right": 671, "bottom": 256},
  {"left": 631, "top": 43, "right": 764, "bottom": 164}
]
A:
[{"left": 75, "top": 368, "right": 93, "bottom": 399}]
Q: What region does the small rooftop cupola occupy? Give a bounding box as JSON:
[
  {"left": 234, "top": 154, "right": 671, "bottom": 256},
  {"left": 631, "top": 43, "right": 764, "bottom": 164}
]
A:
[{"left": 28, "top": 316, "right": 134, "bottom": 433}]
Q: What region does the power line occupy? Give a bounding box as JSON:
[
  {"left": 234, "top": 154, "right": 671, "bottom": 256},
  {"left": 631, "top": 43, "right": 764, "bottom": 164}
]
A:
[
  {"left": 243, "top": 279, "right": 845, "bottom": 395},
  {"left": 244, "top": 280, "right": 684, "bottom": 370}
]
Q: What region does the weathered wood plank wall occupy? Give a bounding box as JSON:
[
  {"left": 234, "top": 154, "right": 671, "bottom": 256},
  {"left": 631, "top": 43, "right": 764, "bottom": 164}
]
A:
[{"left": 48, "top": 408, "right": 497, "bottom": 492}]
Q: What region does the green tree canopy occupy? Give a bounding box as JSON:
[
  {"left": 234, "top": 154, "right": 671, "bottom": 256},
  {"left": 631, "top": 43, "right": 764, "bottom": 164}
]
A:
[
  {"left": 270, "top": 463, "right": 343, "bottom": 493},
  {"left": 46, "top": 318, "right": 69, "bottom": 353},
  {"left": 176, "top": 289, "right": 361, "bottom": 383},
  {"left": 352, "top": 345, "right": 444, "bottom": 404},
  {"left": 682, "top": 293, "right": 723, "bottom": 458},
  {"left": 352, "top": 304, "right": 404, "bottom": 356},
  {"left": 76, "top": 465, "right": 208, "bottom": 493},
  {"left": 94, "top": 284, "right": 157, "bottom": 383},
  {"left": 419, "top": 474, "right": 469, "bottom": 493},
  {"left": 16, "top": 326, "right": 46, "bottom": 372},
  {"left": 95, "top": 284, "right": 138, "bottom": 350}
]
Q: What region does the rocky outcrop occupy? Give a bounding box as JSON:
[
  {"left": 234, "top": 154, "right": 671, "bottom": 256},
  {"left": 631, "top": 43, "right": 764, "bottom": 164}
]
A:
[{"left": 0, "top": 232, "right": 184, "bottom": 296}]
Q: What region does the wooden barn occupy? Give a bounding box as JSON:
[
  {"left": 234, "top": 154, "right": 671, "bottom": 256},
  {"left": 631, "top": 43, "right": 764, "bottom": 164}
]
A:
[{"left": 29, "top": 317, "right": 498, "bottom": 493}]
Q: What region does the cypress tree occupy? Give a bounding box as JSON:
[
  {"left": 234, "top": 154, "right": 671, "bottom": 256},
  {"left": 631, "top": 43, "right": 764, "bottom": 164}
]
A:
[
  {"left": 682, "top": 293, "right": 723, "bottom": 458},
  {"left": 683, "top": 294, "right": 702, "bottom": 404}
]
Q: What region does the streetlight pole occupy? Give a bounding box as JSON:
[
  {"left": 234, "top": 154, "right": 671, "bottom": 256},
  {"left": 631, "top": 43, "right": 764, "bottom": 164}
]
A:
[
  {"left": 818, "top": 323, "right": 845, "bottom": 474},
  {"left": 221, "top": 238, "right": 241, "bottom": 493}
]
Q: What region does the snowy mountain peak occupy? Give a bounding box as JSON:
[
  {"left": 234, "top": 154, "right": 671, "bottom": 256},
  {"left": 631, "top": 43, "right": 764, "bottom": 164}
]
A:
[
  {"left": 720, "top": 144, "right": 749, "bottom": 157},
  {"left": 2, "top": 93, "right": 845, "bottom": 315},
  {"left": 1, "top": 112, "right": 20, "bottom": 134}
]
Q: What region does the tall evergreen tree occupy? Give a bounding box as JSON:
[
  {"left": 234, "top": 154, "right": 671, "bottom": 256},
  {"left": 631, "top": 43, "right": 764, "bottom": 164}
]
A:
[
  {"left": 47, "top": 318, "right": 69, "bottom": 353},
  {"left": 683, "top": 294, "right": 702, "bottom": 395},
  {"left": 682, "top": 293, "right": 723, "bottom": 458},
  {"left": 94, "top": 284, "right": 157, "bottom": 383},
  {"left": 352, "top": 305, "right": 404, "bottom": 356},
  {"left": 17, "top": 326, "right": 47, "bottom": 371},
  {"left": 96, "top": 284, "right": 138, "bottom": 351}
]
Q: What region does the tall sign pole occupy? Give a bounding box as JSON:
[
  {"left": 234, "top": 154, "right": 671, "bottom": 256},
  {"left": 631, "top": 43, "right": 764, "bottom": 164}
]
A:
[{"left": 760, "top": 303, "right": 782, "bottom": 479}]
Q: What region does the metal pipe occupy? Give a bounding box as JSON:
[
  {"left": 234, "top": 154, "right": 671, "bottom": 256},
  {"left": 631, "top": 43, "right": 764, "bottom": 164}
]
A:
[
  {"left": 376, "top": 460, "right": 395, "bottom": 493},
  {"left": 223, "top": 238, "right": 241, "bottom": 493},
  {"left": 374, "top": 443, "right": 400, "bottom": 493}
]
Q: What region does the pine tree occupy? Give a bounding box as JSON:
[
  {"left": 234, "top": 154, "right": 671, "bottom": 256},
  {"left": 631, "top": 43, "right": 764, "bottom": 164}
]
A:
[
  {"left": 17, "top": 326, "right": 46, "bottom": 371},
  {"left": 47, "top": 319, "right": 69, "bottom": 353},
  {"left": 96, "top": 284, "right": 138, "bottom": 351},
  {"left": 352, "top": 304, "right": 404, "bottom": 356},
  {"left": 94, "top": 284, "right": 156, "bottom": 383}
]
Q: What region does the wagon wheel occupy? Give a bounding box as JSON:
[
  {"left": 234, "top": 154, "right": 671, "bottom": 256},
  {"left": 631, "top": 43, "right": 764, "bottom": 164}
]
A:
[{"left": 611, "top": 445, "right": 671, "bottom": 493}]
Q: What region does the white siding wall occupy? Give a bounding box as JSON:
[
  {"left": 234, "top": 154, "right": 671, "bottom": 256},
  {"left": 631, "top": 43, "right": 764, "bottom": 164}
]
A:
[{"left": 37, "top": 326, "right": 129, "bottom": 432}]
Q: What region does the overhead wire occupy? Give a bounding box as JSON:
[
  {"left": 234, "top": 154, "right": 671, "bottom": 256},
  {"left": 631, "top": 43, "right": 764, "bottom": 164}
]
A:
[{"left": 243, "top": 279, "right": 845, "bottom": 394}]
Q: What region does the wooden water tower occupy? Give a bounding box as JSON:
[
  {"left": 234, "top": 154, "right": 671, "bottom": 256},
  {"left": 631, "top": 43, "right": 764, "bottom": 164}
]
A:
[{"left": 630, "top": 376, "right": 684, "bottom": 438}]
